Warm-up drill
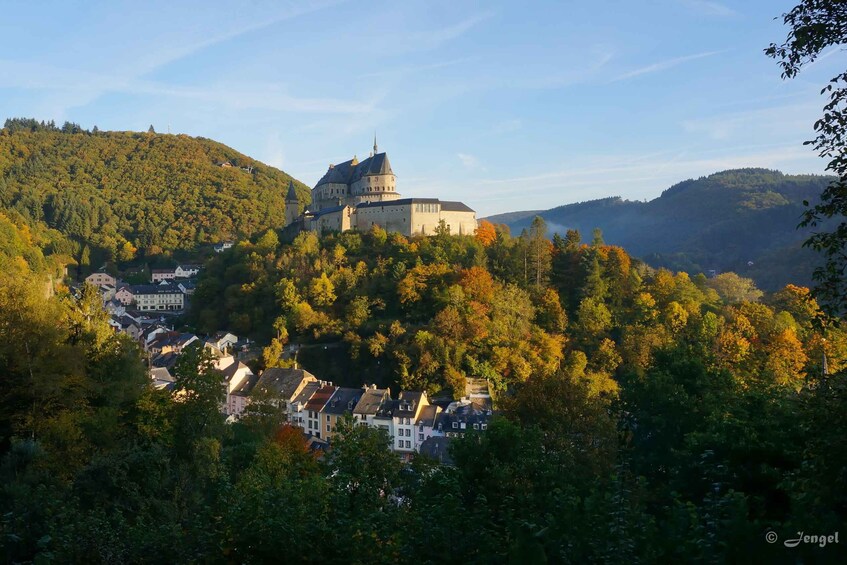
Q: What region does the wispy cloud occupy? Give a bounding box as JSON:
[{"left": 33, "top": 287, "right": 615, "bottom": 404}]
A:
[
  {"left": 458, "top": 152, "right": 485, "bottom": 171},
  {"left": 410, "top": 11, "right": 495, "bottom": 51},
  {"left": 611, "top": 50, "right": 726, "bottom": 82},
  {"left": 680, "top": 0, "right": 735, "bottom": 17}
]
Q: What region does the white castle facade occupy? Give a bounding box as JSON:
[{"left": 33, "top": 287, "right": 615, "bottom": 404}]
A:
[{"left": 284, "top": 139, "right": 477, "bottom": 237}]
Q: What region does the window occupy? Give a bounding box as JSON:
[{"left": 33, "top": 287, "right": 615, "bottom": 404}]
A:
[
  {"left": 452, "top": 422, "right": 458, "bottom": 429},
  {"left": 473, "top": 423, "right": 479, "bottom": 430},
  {"left": 326, "top": 424, "right": 331, "bottom": 432},
  {"left": 405, "top": 440, "right": 411, "bottom": 448},
  {"left": 326, "top": 414, "right": 330, "bottom": 421},
  {"left": 418, "top": 433, "right": 424, "bottom": 441},
  {"left": 482, "top": 423, "right": 488, "bottom": 430}
]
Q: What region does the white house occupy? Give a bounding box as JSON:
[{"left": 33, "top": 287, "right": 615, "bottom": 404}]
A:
[
  {"left": 175, "top": 264, "right": 201, "bottom": 278},
  {"left": 221, "top": 361, "right": 255, "bottom": 416},
  {"left": 213, "top": 242, "right": 234, "bottom": 253},
  {"left": 132, "top": 284, "right": 184, "bottom": 311},
  {"left": 391, "top": 391, "right": 429, "bottom": 456},
  {"left": 353, "top": 385, "right": 393, "bottom": 437}
]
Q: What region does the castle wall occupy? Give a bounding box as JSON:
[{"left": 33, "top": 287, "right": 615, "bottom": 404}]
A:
[
  {"left": 355, "top": 203, "right": 413, "bottom": 236},
  {"left": 312, "top": 206, "right": 353, "bottom": 236},
  {"left": 439, "top": 210, "right": 478, "bottom": 236}
]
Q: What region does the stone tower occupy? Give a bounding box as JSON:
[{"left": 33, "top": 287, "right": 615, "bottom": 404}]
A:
[{"left": 285, "top": 180, "right": 299, "bottom": 226}]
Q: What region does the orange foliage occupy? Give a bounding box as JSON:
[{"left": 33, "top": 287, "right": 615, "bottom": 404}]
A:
[{"left": 475, "top": 220, "right": 497, "bottom": 246}]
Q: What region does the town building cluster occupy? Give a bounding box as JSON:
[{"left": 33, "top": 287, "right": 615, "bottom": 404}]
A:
[
  {"left": 219, "top": 365, "right": 494, "bottom": 460},
  {"left": 84, "top": 264, "right": 199, "bottom": 316},
  {"left": 284, "top": 139, "right": 478, "bottom": 237}
]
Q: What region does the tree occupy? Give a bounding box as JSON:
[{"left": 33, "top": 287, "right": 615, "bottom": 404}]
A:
[
  {"left": 706, "top": 272, "right": 763, "bottom": 304},
  {"left": 475, "top": 219, "right": 497, "bottom": 246},
  {"left": 767, "top": 1, "right": 847, "bottom": 313},
  {"left": 527, "top": 216, "right": 552, "bottom": 287}
]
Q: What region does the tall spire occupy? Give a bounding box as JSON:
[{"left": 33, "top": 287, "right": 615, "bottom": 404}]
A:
[{"left": 373, "top": 133, "right": 378, "bottom": 155}]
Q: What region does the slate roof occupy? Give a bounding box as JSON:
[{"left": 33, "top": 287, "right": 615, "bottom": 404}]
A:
[
  {"left": 291, "top": 381, "right": 321, "bottom": 406},
  {"left": 315, "top": 152, "right": 394, "bottom": 187},
  {"left": 353, "top": 387, "right": 390, "bottom": 416},
  {"left": 356, "top": 197, "right": 438, "bottom": 209},
  {"left": 231, "top": 373, "right": 260, "bottom": 397},
  {"left": 312, "top": 204, "right": 348, "bottom": 218},
  {"left": 415, "top": 404, "right": 440, "bottom": 428},
  {"left": 419, "top": 437, "right": 453, "bottom": 465},
  {"left": 393, "top": 391, "right": 423, "bottom": 418},
  {"left": 323, "top": 387, "right": 364, "bottom": 415},
  {"left": 440, "top": 201, "right": 475, "bottom": 213},
  {"left": 286, "top": 180, "right": 299, "bottom": 201},
  {"left": 131, "top": 284, "right": 183, "bottom": 295},
  {"left": 151, "top": 351, "right": 179, "bottom": 369},
  {"left": 253, "top": 367, "right": 318, "bottom": 400},
  {"left": 221, "top": 361, "right": 251, "bottom": 383},
  {"left": 436, "top": 401, "right": 494, "bottom": 433}
]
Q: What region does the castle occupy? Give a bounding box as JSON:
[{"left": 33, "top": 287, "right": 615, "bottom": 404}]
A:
[{"left": 284, "top": 138, "right": 477, "bottom": 237}]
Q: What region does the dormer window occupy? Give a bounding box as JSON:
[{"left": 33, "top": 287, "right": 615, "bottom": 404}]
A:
[{"left": 452, "top": 422, "right": 458, "bottom": 429}]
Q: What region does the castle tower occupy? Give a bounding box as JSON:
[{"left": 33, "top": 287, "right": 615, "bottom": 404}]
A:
[{"left": 285, "top": 180, "right": 299, "bottom": 226}]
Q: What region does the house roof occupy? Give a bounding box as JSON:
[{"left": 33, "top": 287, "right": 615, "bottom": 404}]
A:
[
  {"left": 415, "top": 404, "right": 440, "bottom": 428},
  {"left": 151, "top": 351, "right": 179, "bottom": 369},
  {"left": 131, "top": 284, "right": 183, "bottom": 296},
  {"left": 221, "top": 361, "right": 251, "bottom": 383},
  {"left": 291, "top": 381, "right": 321, "bottom": 406},
  {"left": 419, "top": 436, "right": 454, "bottom": 465},
  {"left": 322, "top": 387, "right": 364, "bottom": 415},
  {"left": 305, "top": 384, "right": 337, "bottom": 412},
  {"left": 231, "top": 373, "right": 260, "bottom": 397},
  {"left": 393, "top": 391, "right": 423, "bottom": 418},
  {"left": 353, "top": 387, "right": 390, "bottom": 416},
  {"left": 253, "top": 367, "right": 318, "bottom": 401}
]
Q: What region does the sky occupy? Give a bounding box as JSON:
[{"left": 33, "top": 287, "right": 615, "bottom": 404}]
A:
[{"left": 0, "top": 0, "right": 841, "bottom": 216}]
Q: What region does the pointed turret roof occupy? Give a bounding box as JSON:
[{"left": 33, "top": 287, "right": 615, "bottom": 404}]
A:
[{"left": 286, "top": 180, "right": 298, "bottom": 201}]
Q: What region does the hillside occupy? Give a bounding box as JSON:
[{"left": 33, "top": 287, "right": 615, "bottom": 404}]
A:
[
  {"left": 0, "top": 118, "right": 311, "bottom": 268},
  {"left": 486, "top": 168, "right": 835, "bottom": 290}
]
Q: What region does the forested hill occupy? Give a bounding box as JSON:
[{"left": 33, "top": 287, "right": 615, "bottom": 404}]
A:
[
  {"left": 0, "top": 118, "right": 311, "bottom": 267},
  {"left": 486, "top": 169, "right": 835, "bottom": 290}
]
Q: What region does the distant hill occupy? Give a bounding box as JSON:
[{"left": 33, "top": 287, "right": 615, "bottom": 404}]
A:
[
  {"left": 0, "top": 118, "right": 311, "bottom": 268},
  {"left": 485, "top": 168, "right": 836, "bottom": 290}
]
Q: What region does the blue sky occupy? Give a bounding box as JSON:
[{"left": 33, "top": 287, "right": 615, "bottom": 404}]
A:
[{"left": 0, "top": 0, "right": 839, "bottom": 216}]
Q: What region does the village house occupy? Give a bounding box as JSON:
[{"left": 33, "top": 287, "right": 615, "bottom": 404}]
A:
[
  {"left": 85, "top": 272, "right": 116, "bottom": 287},
  {"left": 250, "top": 367, "right": 319, "bottom": 420},
  {"left": 213, "top": 241, "right": 234, "bottom": 253},
  {"left": 207, "top": 331, "right": 238, "bottom": 353},
  {"left": 392, "top": 391, "right": 430, "bottom": 457},
  {"left": 288, "top": 381, "right": 322, "bottom": 429},
  {"left": 175, "top": 264, "right": 201, "bottom": 278},
  {"left": 151, "top": 269, "right": 177, "bottom": 283},
  {"left": 320, "top": 387, "right": 363, "bottom": 442},
  {"left": 115, "top": 285, "right": 134, "bottom": 305},
  {"left": 414, "top": 404, "right": 442, "bottom": 451},
  {"left": 221, "top": 361, "right": 254, "bottom": 416},
  {"left": 353, "top": 385, "right": 393, "bottom": 436},
  {"left": 303, "top": 384, "right": 337, "bottom": 439}
]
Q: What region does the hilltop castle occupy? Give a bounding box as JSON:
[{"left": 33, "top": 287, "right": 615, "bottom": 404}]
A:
[{"left": 284, "top": 138, "right": 477, "bottom": 237}]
